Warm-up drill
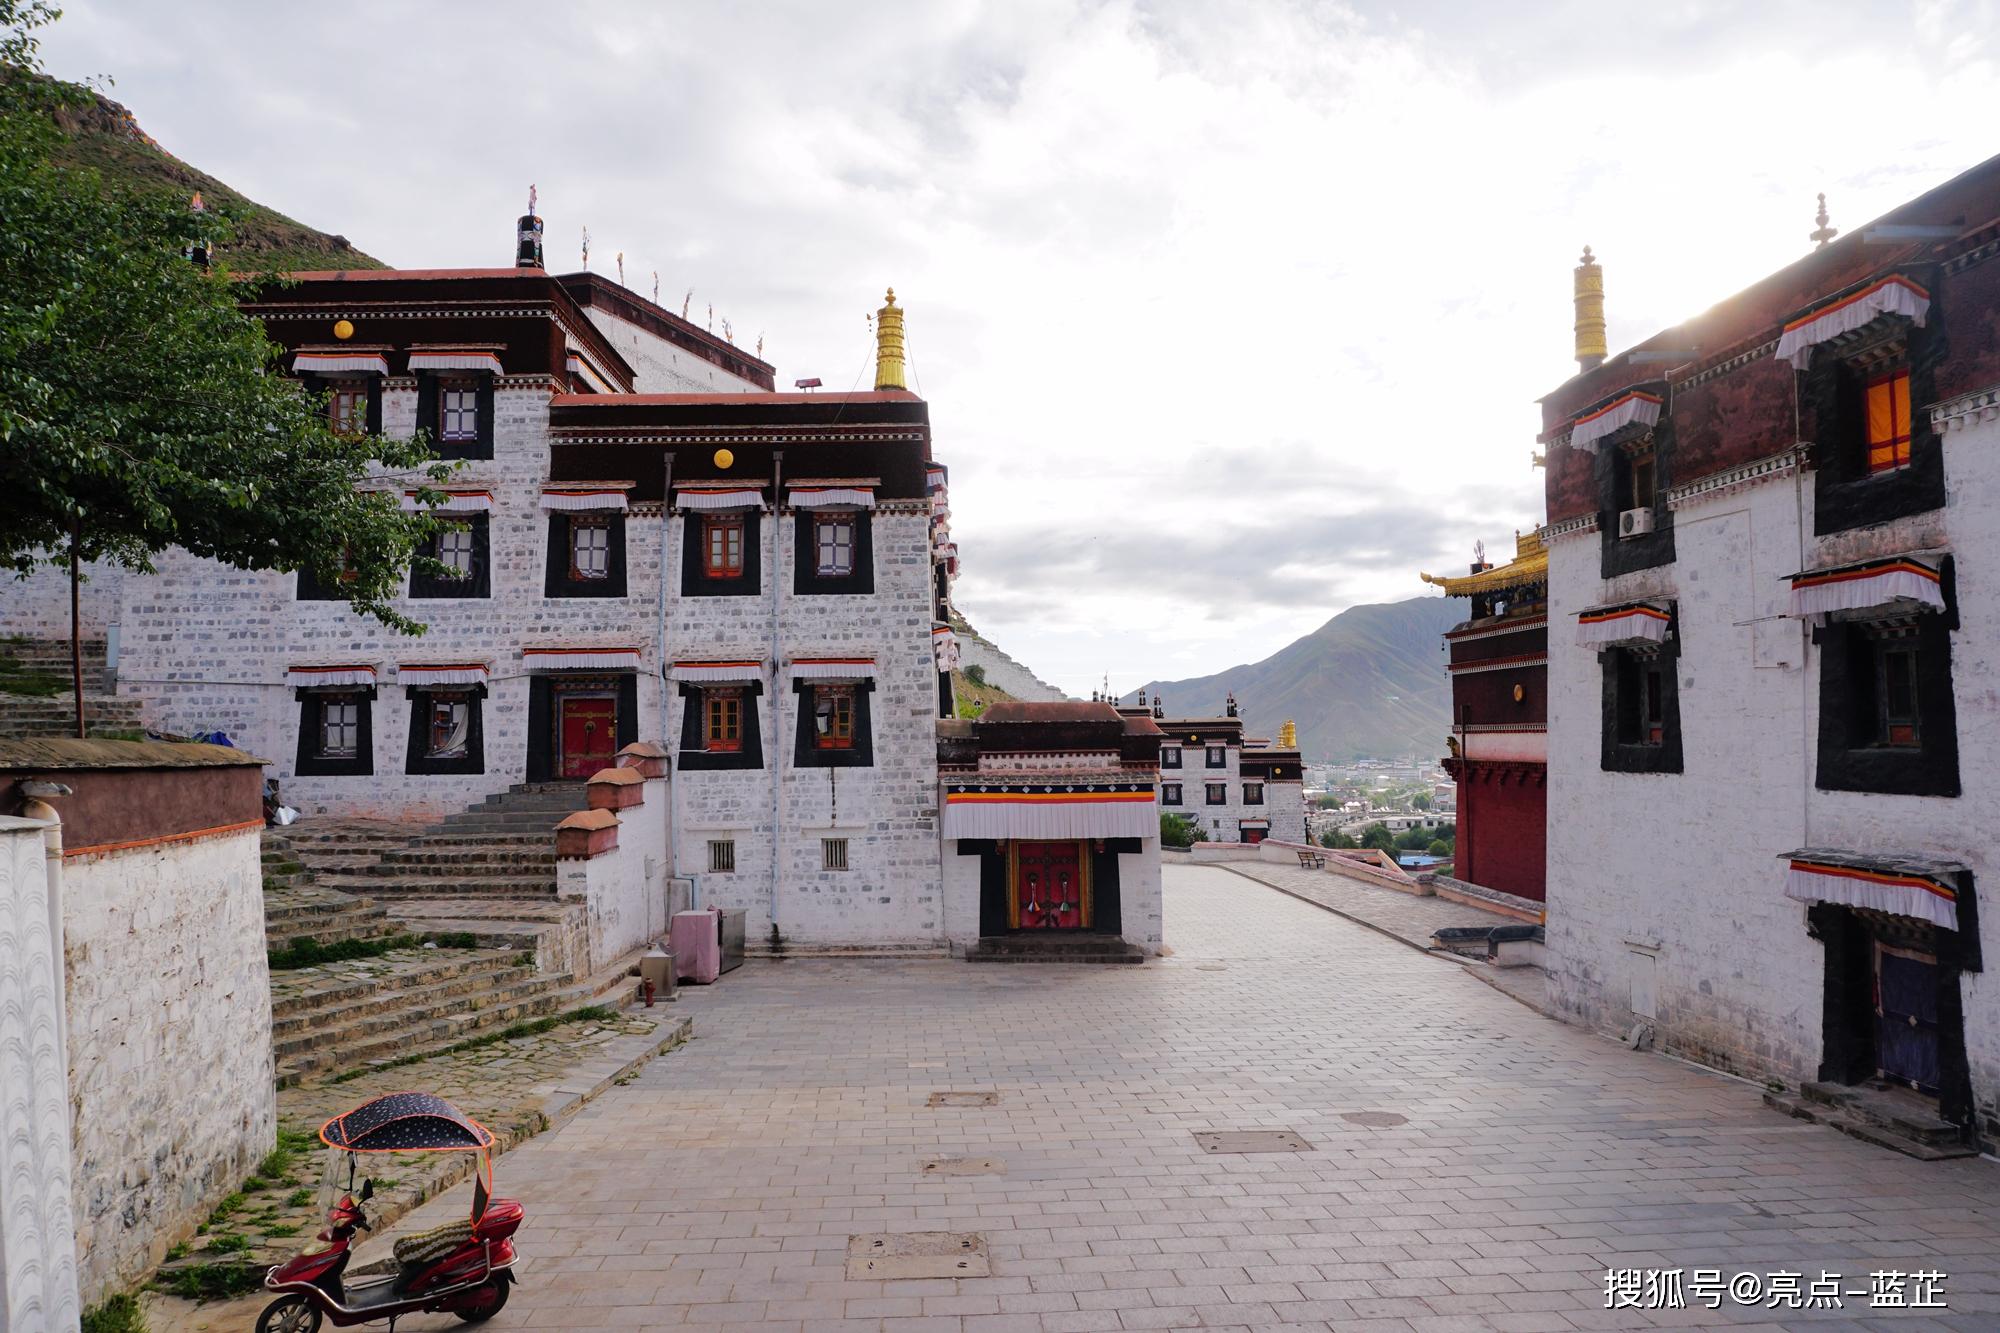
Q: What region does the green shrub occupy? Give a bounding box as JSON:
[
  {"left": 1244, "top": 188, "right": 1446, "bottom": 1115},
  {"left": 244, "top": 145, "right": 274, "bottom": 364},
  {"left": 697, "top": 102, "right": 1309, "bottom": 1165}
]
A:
[
  {"left": 1159, "top": 813, "right": 1206, "bottom": 849},
  {"left": 81, "top": 1292, "right": 146, "bottom": 1333},
  {"left": 425, "top": 930, "right": 479, "bottom": 948}
]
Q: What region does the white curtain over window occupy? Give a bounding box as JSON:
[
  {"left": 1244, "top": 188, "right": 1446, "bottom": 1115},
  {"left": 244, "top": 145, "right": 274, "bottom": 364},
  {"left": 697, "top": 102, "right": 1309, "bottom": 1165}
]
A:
[
  {"left": 788, "top": 487, "right": 876, "bottom": 509},
  {"left": 790, "top": 659, "right": 877, "bottom": 681},
  {"left": 670, "top": 660, "right": 764, "bottom": 683},
  {"left": 1782, "top": 851, "right": 1963, "bottom": 932},
  {"left": 1775, "top": 276, "right": 1930, "bottom": 371},
  {"left": 287, "top": 664, "right": 378, "bottom": 687},
  {"left": 400, "top": 490, "right": 494, "bottom": 513},
  {"left": 1568, "top": 390, "right": 1663, "bottom": 453},
  {"left": 1786, "top": 556, "right": 1944, "bottom": 619},
  {"left": 397, "top": 664, "right": 489, "bottom": 686},
  {"left": 522, "top": 647, "right": 640, "bottom": 671},
  {"left": 408, "top": 350, "right": 503, "bottom": 375},
  {"left": 294, "top": 352, "right": 388, "bottom": 377},
  {"left": 1574, "top": 603, "right": 1672, "bottom": 648},
  {"left": 540, "top": 489, "right": 629, "bottom": 511},
  {"left": 675, "top": 489, "right": 764, "bottom": 511}
]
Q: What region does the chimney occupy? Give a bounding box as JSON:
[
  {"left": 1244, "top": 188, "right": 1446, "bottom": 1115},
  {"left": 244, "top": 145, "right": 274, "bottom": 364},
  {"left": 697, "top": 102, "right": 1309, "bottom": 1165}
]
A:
[
  {"left": 516, "top": 185, "right": 544, "bottom": 269},
  {"left": 1573, "top": 246, "right": 1606, "bottom": 372},
  {"left": 874, "top": 288, "right": 907, "bottom": 391}
]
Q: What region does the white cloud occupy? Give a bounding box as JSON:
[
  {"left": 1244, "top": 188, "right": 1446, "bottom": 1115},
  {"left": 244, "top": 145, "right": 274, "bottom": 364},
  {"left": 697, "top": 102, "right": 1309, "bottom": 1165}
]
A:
[{"left": 40, "top": 0, "right": 2000, "bottom": 694}]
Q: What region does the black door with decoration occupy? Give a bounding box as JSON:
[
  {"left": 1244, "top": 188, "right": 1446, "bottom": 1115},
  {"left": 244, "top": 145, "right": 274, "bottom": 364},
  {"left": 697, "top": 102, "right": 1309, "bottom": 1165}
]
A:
[{"left": 1875, "top": 941, "right": 1941, "bottom": 1094}]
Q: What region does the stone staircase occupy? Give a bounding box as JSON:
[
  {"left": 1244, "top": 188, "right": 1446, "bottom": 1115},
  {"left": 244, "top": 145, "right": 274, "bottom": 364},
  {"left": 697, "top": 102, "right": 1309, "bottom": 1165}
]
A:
[
  {"left": 259, "top": 786, "right": 619, "bottom": 1086},
  {"left": 0, "top": 636, "right": 146, "bottom": 739},
  {"left": 965, "top": 934, "right": 1147, "bottom": 964}
]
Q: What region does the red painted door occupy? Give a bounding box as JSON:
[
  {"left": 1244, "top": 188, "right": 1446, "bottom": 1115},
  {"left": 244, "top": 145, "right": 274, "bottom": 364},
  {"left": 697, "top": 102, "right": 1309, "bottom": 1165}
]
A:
[
  {"left": 558, "top": 696, "right": 617, "bottom": 779},
  {"left": 1014, "top": 841, "right": 1086, "bottom": 929}
]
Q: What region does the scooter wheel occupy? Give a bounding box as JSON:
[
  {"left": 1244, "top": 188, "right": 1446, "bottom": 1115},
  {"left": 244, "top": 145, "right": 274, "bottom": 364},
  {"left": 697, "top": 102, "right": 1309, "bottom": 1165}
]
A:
[
  {"left": 256, "top": 1294, "right": 323, "bottom": 1333},
  {"left": 452, "top": 1275, "right": 511, "bottom": 1323}
]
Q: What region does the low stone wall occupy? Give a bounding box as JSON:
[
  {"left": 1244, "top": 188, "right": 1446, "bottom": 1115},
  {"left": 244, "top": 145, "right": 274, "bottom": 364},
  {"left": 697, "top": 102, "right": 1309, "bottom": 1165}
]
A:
[
  {"left": 555, "top": 745, "right": 673, "bottom": 979},
  {"left": 0, "top": 740, "right": 276, "bottom": 1305},
  {"left": 1254, "top": 839, "right": 1426, "bottom": 894}
]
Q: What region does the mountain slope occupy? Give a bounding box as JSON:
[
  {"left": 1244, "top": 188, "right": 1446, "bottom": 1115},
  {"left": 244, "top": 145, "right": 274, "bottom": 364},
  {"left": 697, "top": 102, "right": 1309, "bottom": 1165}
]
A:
[
  {"left": 44, "top": 79, "right": 384, "bottom": 272},
  {"left": 1139, "top": 596, "right": 1461, "bottom": 762}
]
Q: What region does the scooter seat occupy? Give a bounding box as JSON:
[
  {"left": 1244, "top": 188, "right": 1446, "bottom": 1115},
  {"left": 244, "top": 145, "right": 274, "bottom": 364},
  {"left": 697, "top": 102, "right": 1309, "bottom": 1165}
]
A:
[{"left": 393, "top": 1219, "right": 476, "bottom": 1268}]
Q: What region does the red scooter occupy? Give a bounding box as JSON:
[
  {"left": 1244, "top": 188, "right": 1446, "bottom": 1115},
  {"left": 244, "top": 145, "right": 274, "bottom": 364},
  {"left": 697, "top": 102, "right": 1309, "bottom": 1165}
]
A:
[{"left": 257, "top": 1092, "right": 521, "bottom": 1332}]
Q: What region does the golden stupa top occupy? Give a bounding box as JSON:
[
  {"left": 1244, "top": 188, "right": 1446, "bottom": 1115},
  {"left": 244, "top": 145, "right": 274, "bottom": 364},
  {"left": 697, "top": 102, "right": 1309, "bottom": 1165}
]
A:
[{"left": 1420, "top": 530, "right": 1548, "bottom": 597}]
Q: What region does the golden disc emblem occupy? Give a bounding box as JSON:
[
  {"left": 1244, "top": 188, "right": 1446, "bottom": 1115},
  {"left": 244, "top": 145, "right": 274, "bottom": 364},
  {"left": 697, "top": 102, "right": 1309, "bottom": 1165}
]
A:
[
  {"left": 332, "top": 319, "right": 355, "bottom": 340},
  {"left": 713, "top": 448, "right": 735, "bottom": 469},
  {"left": 1513, "top": 683, "right": 1526, "bottom": 703}
]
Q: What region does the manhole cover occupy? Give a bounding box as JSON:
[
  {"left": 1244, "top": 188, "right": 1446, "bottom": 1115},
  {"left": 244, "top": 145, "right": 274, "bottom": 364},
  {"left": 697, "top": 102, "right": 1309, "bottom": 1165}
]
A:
[
  {"left": 1341, "top": 1111, "right": 1408, "bottom": 1127},
  {"left": 846, "top": 1231, "right": 991, "bottom": 1279},
  {"left": 1196, "top": 964, "right": 1228, "bottom": 972},
  {"left": 928, "top": 1090, "right": 1000, "bottom": 1107},
  {"left": 922, "top": 1156, "right": 1006, "bottom": 1176},
  {"left": 1194, "top": 1129, "right": 1312, "bottom": 1154}
]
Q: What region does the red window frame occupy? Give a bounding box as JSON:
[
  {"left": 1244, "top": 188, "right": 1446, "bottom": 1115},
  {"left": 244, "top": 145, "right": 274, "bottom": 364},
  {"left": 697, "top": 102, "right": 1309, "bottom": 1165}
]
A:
[
  {"left": 704, "top": 688, "right": 743, "bottom": 753},
  {"left": 813, "top": 685, "right": 855, "bottom": 750},
  {"left": 327, "top": 380, "right": 367, "bottom": 436},
  {"left": 704, "top": 516, "right": 745, "bottom": 577}
]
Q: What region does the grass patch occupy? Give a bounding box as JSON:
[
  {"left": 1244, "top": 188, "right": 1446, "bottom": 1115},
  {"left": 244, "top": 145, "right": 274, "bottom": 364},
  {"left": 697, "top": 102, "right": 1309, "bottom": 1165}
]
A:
[
  {"left": 285, "top": 1187, "right": 314, "bottom": 1208},
  {"left": 327, "top": 1004, "right": 618, "bottom": 1083},
  {"left": 156, "top": 1263, "right": 263, "bottom": 1302},
  {"left": 205, "top": 1192, "right": 245, "bottom": 1224},
  {"left": 0, "top": 653, "right": 71, "bottom": 697},
  {"left": 261, "top": 1223, "right": 300, "bottom": 1238},
  {"left": 81, "top": 1292, "right": 147, "bottom": 1333},
  {"left": 267, "top": 932, "right": 420, "bottom": 970},
  {"left": 426, "top": 930, "right": 480, "bottom": 948},
  {"left": 206, "top": 1232, "right": 250, "bottom": 1255}
]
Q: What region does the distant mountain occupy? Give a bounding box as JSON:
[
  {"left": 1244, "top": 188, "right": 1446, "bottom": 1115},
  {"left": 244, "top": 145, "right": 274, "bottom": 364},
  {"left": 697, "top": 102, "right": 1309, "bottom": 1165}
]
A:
[
  {"left": 1139, "top": 596, "right": 1462, "bottom": 763},
  {"left": 43, "top": 78, "right": 385, "bottom": 273}
]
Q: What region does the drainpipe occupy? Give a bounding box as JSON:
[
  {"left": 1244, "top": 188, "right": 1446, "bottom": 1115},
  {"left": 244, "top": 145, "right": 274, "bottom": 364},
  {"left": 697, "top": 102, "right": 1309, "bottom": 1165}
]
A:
[
  {"left": 20, "top": 780, "right": 73, "bottom": 1056},
  {"left": 659, "top": 451, "right": 678, "bottom": 911},
  {"left": 769, "top": 450, "right": 785, "bottom": 945}
]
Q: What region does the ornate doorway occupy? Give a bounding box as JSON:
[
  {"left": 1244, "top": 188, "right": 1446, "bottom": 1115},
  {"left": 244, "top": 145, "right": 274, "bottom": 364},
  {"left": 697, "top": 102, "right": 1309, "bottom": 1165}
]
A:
[
  {"left": 556, "top": 694, "right": 617, "bottom": 779},
  {"left": 1008, "top": 841, "right": 1090, "bottom": 930}
]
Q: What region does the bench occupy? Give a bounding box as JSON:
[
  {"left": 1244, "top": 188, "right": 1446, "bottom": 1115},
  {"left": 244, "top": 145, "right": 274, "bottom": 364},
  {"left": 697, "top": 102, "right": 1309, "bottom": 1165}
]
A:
[{"left": 1295, "top": 850, "right": 1326, "bottom": 870}]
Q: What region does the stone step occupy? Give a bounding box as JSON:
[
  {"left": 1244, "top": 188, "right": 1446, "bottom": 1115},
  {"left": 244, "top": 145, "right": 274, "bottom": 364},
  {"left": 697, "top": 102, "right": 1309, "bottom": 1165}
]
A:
[
  {"left": 270, "top": 951, "right": 528, "bottom": 1018},
  {"left": 317, "top": 878, "right": 559, "bottom": 901},
  {"left": 403, "top": 831, "right": 555, "bottom": 849},
  {"left": 275, "top": 982, "right": 577, "bottom": 1086},
  {"left": 965, "top": 935, "right": 1147, "bottom": 964},
  {"left": 272, "top": 964, "right": 548, "bottom": 1048},
  {"left": 1764, "top": 1086, "right": 1978, "bottom": 1160},
  {"left": 376, "top": 852, "right": 560, "bottom": 872}
]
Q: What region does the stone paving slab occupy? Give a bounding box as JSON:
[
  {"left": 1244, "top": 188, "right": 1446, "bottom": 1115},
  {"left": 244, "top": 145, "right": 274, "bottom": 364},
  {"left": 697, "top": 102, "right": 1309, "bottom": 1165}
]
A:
[{"left": 180, "top": 862, "right": 2000, "bottom": 1330}]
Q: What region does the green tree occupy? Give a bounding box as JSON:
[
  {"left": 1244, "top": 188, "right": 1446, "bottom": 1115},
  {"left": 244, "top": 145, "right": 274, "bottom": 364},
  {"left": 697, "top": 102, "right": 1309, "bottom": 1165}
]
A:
[
  {"left": 1360, "top": 823, "right": 1396, "bottom": 852},
  {"left": 1425, "top": 839, "right": 1452, "bottom": 858},
  {"left": 1159, "top": 812, "right": 1206, "bottom": 848},
  {"left": 1318, "top": 829, "right": 1357, "bottom": 850},
  {"left": 0, "top": 3, "right": 450, "bottom": 732},
  {"left": 962, "top": 663, "right": 987, "bottom": 686},
  {"left": 1411, "top": 791, "right": 1432, "bottom": 811}
]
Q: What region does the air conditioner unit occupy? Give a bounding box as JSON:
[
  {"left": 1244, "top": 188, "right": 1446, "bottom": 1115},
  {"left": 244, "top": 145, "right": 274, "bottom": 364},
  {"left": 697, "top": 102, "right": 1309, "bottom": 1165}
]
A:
[{"left": 1618, "top": 507, "right": 1656, "bottom": 539}]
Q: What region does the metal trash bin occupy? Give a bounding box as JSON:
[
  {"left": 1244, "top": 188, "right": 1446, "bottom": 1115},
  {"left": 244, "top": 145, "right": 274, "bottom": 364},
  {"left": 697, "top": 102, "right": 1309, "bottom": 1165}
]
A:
[
  {"left": 638, "top": 947, "right": 677, "bottom": 1002},
  {"left": 715, "top": 909, "right": 746, "bottom": 975}
]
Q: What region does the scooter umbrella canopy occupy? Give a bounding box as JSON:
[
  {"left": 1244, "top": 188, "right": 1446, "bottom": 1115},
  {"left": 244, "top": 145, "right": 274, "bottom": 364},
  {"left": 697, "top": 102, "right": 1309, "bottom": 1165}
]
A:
[{"left": 320, "top": 1092, "right": 496, "bottom": 1152}]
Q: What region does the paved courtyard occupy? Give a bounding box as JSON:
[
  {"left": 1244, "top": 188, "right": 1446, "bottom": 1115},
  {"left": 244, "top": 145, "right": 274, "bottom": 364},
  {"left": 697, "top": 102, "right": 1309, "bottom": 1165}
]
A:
[{"left": 224, "top": 865, "right": 2000, "bottom": 1330}]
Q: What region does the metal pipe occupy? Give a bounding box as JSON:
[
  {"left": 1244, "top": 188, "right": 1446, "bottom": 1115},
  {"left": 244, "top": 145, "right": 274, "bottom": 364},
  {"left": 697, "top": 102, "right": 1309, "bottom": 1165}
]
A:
[
  {"left": 659, "top": 450, "right": 678, "bottom": 892},
  {"left": 769, "top": 450, "right": 785, "bottom": 941}
]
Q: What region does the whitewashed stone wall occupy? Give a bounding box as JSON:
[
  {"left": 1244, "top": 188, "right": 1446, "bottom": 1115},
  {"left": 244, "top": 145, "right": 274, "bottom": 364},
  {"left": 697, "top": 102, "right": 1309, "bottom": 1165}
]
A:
[
  {"left": 0, "top": 816, "right": 81, "bottom": 1332},
  {"left": 1158, "top": 740, "right": 1267, "bottom": 842},
  {"left": 1547, "top": 400, "right": 2000, "bottom": 1125},
  {"left": 556, "top": 775, "right": 673, "bottom": 971},
  {"left": 669, "top": 505, "right": 944, "bottom": 948},
  {"left": 63, "top": 826, "right": 275, "bottom": 1302},
  {"left": 2, "top": 560, "right": 122, "bottom": 640},
  {"left": 110, "top": 381, "right": 667, "bottom": 819},
  {"left": 1118, "top": 845, "right": 1165, "bottom": 952},
  {"left": 580, "top": 308, "right": 764, "bottom": 395},
  {"left": 1265, "top": 779, "right": 1307, "bottom": 845}
]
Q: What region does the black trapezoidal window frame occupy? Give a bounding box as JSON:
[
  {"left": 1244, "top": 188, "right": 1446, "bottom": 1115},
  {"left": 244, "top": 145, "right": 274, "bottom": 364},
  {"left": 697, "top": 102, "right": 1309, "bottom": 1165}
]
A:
[
  {"left": 1599, "top": 606, "right": 1683, "bottom": 775},
  {"left": 677, "top": 680, "right": 765, "bottom": 770},
  {"left": 409, "top": 512, "right": 491, "bottom": 599},
  {"left": 793, "top": 509, "right": 875, "bottom": 595},
  {"left": 1597, "top": 415, "right": 1676, "bottom": 578},
  {"left": 404, "top": 683, "right": 487, "bottom": 776},
  {"left": 544, "top": 512, "right": 628, "bottom": 598},
  {"left": 294, "top": 686, "right": 374, "bottom": 778},
  {"left": 682, "top": 510, "right": 762, "bottom": 598},
  {"left": 1805, "top": 289, "right": 1946, "bottom": 537},
  {"left": 1812, "top": 558, "right": 1959, "bottom": 797},
  {"left": 414, "top": 370, "right": 495, "bottom": 461},
  {"left": 299, "top": 371, "right": 383, "bottom": 438},
  {"left": 792, "top": 678, "right": 876, "bottom": 768}
]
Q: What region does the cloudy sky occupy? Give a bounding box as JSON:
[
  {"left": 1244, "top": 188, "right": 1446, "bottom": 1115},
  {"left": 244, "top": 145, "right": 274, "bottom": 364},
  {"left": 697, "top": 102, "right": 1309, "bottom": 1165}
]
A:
[{"left": 40, "top": 1, "right": 2000, "bottom": 695}]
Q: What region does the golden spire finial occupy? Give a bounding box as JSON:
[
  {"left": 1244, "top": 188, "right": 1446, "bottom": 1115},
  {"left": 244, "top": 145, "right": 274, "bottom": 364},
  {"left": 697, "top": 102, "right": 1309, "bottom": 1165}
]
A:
[
  {"left": 1278, "top": 719, "right": 1297, "bottom": 749},
  {"left": 1809, "top": 193, "right": 1838, "bottom": 248},
  {"left": 1573, "top": 245, "right": 1606, "bottom": 372},
  {"left": 874, "top": 287, "right": 907, "bottom": 391}
]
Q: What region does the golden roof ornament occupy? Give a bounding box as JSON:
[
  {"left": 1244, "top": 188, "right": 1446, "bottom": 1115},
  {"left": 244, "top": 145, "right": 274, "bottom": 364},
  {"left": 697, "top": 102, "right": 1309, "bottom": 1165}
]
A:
[
  {"left": 1809, "top": 192, "right": 1838, "bottom": 248},
  {"left": 1278, "top": 720, "right": 1297, "bottom": 748},
  {"left": 1573, "top": 245, "right": 1606, "bottom": 371},
  {"left": 874, "top": 287, "right": 907, "bottom": 391}
]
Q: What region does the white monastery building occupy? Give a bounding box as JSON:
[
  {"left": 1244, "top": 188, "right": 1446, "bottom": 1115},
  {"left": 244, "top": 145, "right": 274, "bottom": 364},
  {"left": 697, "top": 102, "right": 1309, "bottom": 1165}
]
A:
[
  {"left": 1, "top": 205, "right": 1164, "bottom": 959},
  {"left": 1538, "top": 156, "right": 2000, "bottom": 1150}
]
